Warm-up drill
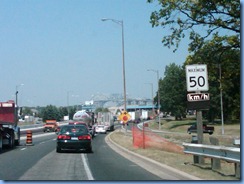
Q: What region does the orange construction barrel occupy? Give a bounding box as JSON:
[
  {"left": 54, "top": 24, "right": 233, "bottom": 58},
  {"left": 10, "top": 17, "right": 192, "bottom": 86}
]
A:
[{"left": 26, "top": 130, "right": 33, "bottom": 146}]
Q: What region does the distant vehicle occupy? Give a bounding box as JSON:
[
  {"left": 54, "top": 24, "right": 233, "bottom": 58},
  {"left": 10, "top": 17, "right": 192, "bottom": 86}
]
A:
[
  {"left": 69, "top": 121, "right": 95, "bottom": 138},
  {"left": 89, "top": 124, "right": 96, "bottom": 138},
  {"left": 187, "top": 123, "right": 214, "bottom": 135},
  {"left": 56, "top": 126, "right": 61, "bottom": 134},
  {"left": 95, "top": 125, "right": 107, "bottom": 134},
  {"left": 72, "top": 110, "right": 96, "bottom": 137},
  {"left": 73, "top": 110, "right": 92, "bottom": 125},
  {"left": 0, "top": 100, "right": 21, "bottom": 151},
  {"left": 43, "top": 120, "right": 58, "bottom": 132},
  {"left": 56, "top": 124, "right": 92, "bottom": 153},
  {"left": 134, "top": 118, "right": 141, "bottom": 124},
  {"left": 97, "top": 112, "right": 114, "bottom": 131}
]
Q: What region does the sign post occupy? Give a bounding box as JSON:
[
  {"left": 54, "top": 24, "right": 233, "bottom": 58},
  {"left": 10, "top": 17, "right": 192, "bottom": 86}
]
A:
[{"left": 186, "top": 64, "right": 209, "bottom": 164}]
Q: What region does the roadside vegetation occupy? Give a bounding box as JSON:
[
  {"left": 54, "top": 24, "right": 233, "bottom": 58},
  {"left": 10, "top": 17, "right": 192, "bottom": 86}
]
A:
[
  {"left": 146, "top": 0, "right": 240, "bottom": 124},
  {"left": 110, "top": 118, "right": 240, "bottom": 180},
  {"left": 148, "top": 117, "right": 240, "bottom": 146}
]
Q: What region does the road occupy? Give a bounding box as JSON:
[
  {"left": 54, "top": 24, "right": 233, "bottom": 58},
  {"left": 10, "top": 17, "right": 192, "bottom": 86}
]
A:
[
  {"left": 0, "top": 131, "right": 162, "bottom": 181},
  {"left": 87, "top": 133, "right": 162, "bottom": 180}
]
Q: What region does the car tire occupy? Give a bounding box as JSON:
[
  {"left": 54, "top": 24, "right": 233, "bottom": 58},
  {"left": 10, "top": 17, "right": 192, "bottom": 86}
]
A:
[
  {"left": 87, "top": 146, "right": 93, "bottom": 153},
  {"left": 56, "top": 147, "right": 62, "bottom": 153}
]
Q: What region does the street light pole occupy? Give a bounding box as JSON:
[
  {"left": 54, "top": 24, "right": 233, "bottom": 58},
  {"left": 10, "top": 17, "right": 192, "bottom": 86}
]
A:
[
  {"left": 219, "top": 64, "right": 224, "bottom": 135},
  {"left": 15, "top": 84, "right": 24, "bottom": 107},
  {"left": 101, "top": 18, "right": 127, "bottom": 111},
  {"left": 15, "top": 84, "right": 24, "bottom": 125},
  {"left": 147, "top": 69, "right": 161, "bottom": 129},
  {"left": 217, "top": 50, "right": 225, "bottom": 135}
]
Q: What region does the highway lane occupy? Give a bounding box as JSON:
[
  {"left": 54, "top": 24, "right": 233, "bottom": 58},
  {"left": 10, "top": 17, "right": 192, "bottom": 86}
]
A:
[
  {"left": 18, "top": 133, "right": 90, "bottom": 180},
  {"left": 0, "top": 133, "right": 57, "bottom": 180},
  {"left": 0, "top": 131, "right": 162, "bottom": 181},
  {"left": 87, "top": 133, "right": 162, "bottom": 181}
]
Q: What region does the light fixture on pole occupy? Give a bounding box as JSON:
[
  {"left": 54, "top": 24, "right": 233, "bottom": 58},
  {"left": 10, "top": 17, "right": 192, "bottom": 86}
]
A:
[
  {"left": 147, "top": 69, "right": 161, "bottom": 129},
  {"left": 15, "top": 83, "right": 24, "bottom": 125},
  {"left": 101, "top": 18, "right": 127, "bottom": 111},
  {"left": 16, "top": 84, "right": 24, "bottom": 107}
]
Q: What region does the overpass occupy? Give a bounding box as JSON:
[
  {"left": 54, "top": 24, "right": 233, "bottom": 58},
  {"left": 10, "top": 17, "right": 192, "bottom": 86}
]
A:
[{"left": 79, "top": 93, "right": 158, "bottom": 112}]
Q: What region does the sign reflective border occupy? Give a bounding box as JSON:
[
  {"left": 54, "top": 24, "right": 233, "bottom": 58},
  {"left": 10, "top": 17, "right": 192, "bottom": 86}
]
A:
[
  {"left": 186, "top": 64, "right": 209, "bottom": 92},
  {"left": 118, "top": 111, "right": 131, "bottom": 123}
]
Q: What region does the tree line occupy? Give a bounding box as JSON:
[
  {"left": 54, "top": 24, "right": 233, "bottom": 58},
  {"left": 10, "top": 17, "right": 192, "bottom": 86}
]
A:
[
  {"left": 148, "top": 0, "right": 240, "bottom": 123},
  {"left": 21, "top": 106, "right": 110, "bottom": 123}
]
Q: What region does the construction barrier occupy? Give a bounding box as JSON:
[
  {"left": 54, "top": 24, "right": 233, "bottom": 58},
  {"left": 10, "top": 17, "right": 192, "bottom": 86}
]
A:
[
  {"left": 132, "top": 126, "right": 183, "bottom": 154},
  {"left": 26, "top": 130, "right": 33, "bottom": 146}
]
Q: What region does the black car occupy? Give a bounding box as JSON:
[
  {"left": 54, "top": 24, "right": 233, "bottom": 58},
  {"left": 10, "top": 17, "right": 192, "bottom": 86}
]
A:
[
  {"left": 56, "top": 124, "right": 92, "bottom": 153},
  {"left": 187, "top": 123, "right": 214, "bottom": 135}
]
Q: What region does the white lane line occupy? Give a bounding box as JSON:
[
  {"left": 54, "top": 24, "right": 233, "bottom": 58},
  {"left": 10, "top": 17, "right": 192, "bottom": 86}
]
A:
[
  {"left": 20, "top": 148, "right": 26, "bottom": 151},
  {"left": 81, "top": 154, "right": 94, "bottom": 180}
]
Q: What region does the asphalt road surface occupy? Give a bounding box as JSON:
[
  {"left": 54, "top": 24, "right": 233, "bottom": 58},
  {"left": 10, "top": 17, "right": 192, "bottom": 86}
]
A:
[
  {"left": 0, "top": 131, "right": 162, "bottom": 181},
  {"left": 87, "top": 133, "right": 162, "bottom": 180}
]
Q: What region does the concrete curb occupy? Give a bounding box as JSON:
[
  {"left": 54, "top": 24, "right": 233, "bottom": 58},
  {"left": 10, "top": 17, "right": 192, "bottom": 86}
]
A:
[{"left": 105, "top": 130, "right": 202, "bottom": 180}]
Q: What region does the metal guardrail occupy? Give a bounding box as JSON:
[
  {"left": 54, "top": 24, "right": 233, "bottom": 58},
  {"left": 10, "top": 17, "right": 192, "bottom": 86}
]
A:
[{"left": 183, "top": 143, "right": 240, "bottom": 163}]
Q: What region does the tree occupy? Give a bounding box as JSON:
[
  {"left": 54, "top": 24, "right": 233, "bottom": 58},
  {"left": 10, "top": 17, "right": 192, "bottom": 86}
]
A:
[
  {"left": 184, "top": 37, "right": 240, "bottom": 122},
  {"left": 21, "top": 107, "right": 33, "bottom": 116},
  {"left": 147, "top": 0, "right": 240, "bottom": 52},
  {"left": 159, "top": 63, "right": 186, "bottom": 120},
  {"left": 69, "top": 106, "right": 77, "bottom": 120},
  {"left": 58, "top": 107, "right": 68, "bottom": 120},
  {"left": 41, "top": 105, "right": 60, "bottom": 122},
  {"left": 95, "top": 107, "right": 109, "bottom": 114}
]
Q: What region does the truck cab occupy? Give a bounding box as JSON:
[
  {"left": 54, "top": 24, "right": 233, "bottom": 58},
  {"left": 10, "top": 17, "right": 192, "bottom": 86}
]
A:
[{"left": 43, "top": 120, "right": 58, "bottom": 132}]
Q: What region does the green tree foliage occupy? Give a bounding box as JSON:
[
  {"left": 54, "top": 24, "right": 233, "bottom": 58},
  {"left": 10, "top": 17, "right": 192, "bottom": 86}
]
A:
[
  {"left": 58, "top": 107, "right": 68, "bottom": 119},
  {"left": 21, "top": 107, "right": 33, "bottom": 116},
  {"left": 159, "top": 63, "right": 186, "bottom": 120},
  {"left": 185, "top": 37, "right": 240, "bottom": 122},
  {"left": 147, "top": 0, "right": 240, "bottom": 52},
  {"left": 95, "top": 107, "right": 109, "bottom": 113},
  {"left": 69, "top": 106, "right": 77, "bottom": 120},
  {"left": 41, "top": 105, "right": 60, "bottom": 122}
]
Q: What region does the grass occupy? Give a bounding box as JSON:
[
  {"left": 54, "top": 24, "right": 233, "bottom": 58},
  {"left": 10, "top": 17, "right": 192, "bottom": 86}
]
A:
[{"left": 110, "top": 119, "right": 240, "bottom": 180}]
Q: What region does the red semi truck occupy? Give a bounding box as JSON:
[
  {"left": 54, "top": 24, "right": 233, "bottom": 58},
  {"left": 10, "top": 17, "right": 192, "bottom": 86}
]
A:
[{"left": 0, "top": 100, "right": 20, "bottom": 152}]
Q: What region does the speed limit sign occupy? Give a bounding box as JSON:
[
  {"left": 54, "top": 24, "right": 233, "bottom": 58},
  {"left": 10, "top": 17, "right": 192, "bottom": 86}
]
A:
[{"left": 186, "top": 64, "right": 209, "bottom": 92}]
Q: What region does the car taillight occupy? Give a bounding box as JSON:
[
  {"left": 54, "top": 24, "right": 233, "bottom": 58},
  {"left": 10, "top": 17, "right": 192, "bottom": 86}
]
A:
[
  {"left": 57, "top": 135, "right": 71, "bottom": 140},
  {"left": 78, "top": 135, "right": 91, "bottom": 140}
]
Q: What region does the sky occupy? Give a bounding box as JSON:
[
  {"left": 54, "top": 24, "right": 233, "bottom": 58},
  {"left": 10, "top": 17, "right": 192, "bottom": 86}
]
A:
[{"left": 0, "top": 0, "right": 232, "bottom": 107}]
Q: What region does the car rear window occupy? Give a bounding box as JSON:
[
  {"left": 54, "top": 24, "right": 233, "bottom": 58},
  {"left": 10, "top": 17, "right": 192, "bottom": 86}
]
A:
[
  {"left": 60, "top": 125, "right": 88, "bottom": 134},
  {"left": 46, "top": 123, "right": 56, "bottom": 125}
]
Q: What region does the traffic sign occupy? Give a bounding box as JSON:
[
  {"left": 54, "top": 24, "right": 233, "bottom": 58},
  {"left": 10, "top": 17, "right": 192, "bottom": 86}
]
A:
[
  {"left": 118, "top": 111, "right": 131, "bottom": 123},
  {"left": 187, "top": 93, "right": 210, "bottom": 102},
  {"left": 186, "top": 64, "right": 209, "bottom": 92}
]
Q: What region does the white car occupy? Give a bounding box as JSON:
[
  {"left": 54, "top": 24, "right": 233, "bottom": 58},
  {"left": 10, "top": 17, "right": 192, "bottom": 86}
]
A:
[{"left": 95, "top": 125, "right": 107, "bottom": 134}]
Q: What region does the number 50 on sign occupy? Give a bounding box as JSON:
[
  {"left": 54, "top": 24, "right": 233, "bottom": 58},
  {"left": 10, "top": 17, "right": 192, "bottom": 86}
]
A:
[{"left": 186, "top": 64, "right": 209, "bottom": 92}]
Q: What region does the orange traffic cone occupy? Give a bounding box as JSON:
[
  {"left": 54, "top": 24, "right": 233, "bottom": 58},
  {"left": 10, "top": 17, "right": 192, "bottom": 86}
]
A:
[{"left": 26, "top": 130, "right": 33, "bottom": 146}]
